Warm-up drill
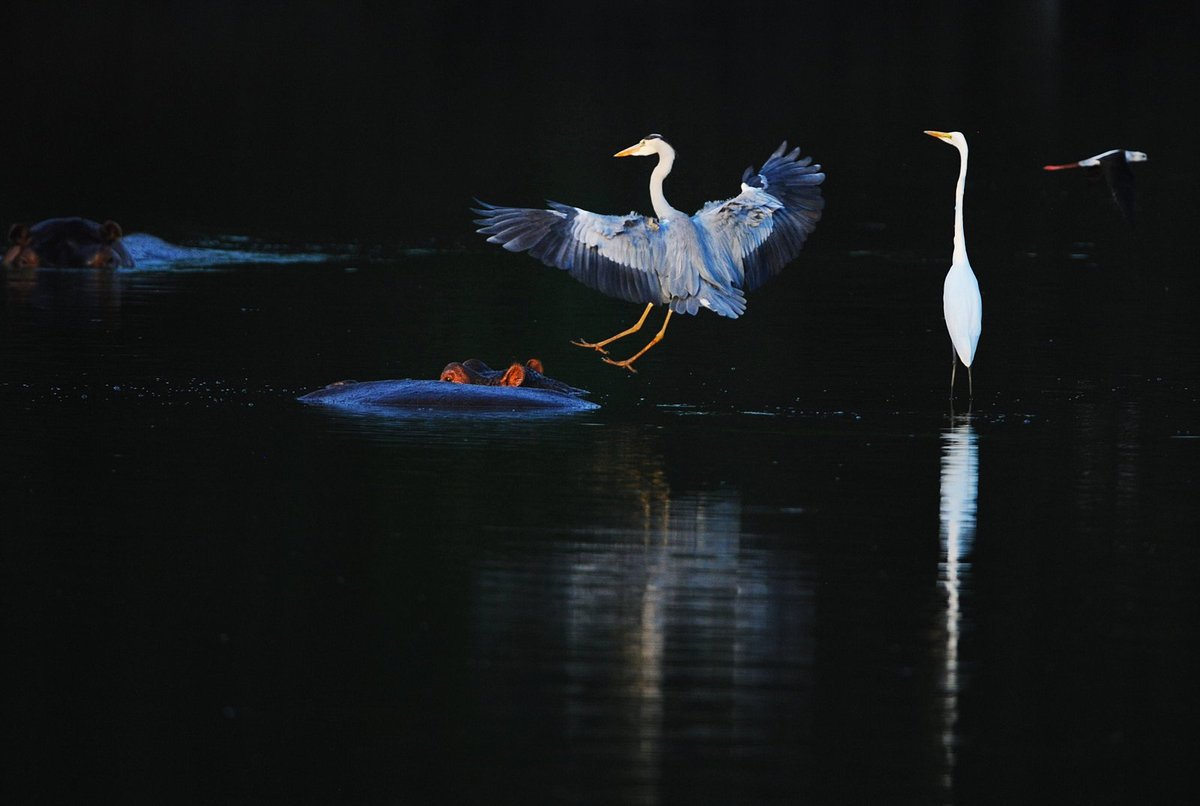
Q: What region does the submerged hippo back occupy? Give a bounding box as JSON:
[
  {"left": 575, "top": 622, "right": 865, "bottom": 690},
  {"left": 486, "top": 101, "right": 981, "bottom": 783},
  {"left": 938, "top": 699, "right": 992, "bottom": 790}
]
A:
[{"left": 299, "top": 379, "right": 599, "bottom": 414}]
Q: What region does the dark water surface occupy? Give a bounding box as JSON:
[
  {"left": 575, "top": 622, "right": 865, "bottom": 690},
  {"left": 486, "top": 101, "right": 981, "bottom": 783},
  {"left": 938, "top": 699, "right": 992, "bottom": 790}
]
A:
[
  {"left": 2, "top": 242, "right": 1197, "bottom": 804},
  {"left": 5, "top": 2, "right": 1200, "bottom": 803}
]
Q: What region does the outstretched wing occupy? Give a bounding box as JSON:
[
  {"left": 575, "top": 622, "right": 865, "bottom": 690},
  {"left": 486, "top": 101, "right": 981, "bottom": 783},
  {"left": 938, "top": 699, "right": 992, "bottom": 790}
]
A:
[
  {"left": 474, "top": 201, "right": 666, "bottom": 305},
  {"left": 693, "top": 142, "right": 825, "bottom": 292},
  {"left": 1097, "top": 153, "right": 1137, "bottom": 228}
]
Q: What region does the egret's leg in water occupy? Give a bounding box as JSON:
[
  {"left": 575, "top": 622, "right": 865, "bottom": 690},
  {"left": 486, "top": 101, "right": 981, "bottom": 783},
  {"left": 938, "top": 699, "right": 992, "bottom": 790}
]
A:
[
  {"left": 573, "top": 303, "right": 654, "bottom": 355},
  {"left": 602, "top": 309, "right": 673, "bottom": 374},
  {"left": 950, "top": 345, "right": 958, "bottom": 396}
]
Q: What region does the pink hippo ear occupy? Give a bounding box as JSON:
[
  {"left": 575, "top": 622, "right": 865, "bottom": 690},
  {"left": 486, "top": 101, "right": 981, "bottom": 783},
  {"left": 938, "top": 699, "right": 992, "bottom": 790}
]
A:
[
  {"left": 499, "top": 363, "right": 527, "bottom": 387},
  {"left": 100, "top": 220, "right": 124, "bottom": 242},
  {"left": 524, "top": 358, "right": 545, "bottom": 374},
  {"left": 8, "top": 223, "right": 30, "bottom": 245}
]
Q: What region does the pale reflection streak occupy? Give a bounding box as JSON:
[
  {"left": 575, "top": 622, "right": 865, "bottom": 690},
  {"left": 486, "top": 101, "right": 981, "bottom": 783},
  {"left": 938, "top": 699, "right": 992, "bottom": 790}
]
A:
[
  {"left": 938, "top": 414, "right": 978, "bottom": 796},
  {"left": 472, "top": 472, "right": 813, "bottom": 804},
  {"left": 563, "top": 491, "right": 745, "bottom": 804}
]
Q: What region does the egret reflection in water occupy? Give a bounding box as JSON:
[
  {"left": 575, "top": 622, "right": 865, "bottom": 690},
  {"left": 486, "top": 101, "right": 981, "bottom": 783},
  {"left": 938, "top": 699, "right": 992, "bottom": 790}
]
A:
[{"left": 938, "top": 413, "right": 979, "bottom": 794}]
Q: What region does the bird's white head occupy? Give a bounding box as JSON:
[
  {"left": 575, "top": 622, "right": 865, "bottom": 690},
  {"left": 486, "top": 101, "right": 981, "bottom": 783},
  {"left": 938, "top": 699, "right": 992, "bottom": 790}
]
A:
[
  {"left": 1125, "top": 150, "right": 1148, "bottom": 163},
  {"left": 614, "top": 134, "right": 672, "bottom": 158},
  {"left": 925, "top": 130, "right": 968, "bottom": 151}
]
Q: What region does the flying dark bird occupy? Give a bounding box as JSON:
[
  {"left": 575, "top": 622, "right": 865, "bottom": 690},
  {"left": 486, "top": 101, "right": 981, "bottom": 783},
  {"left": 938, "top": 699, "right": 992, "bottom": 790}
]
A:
[
  {"left": 926, "top": 131, "right": 983, "bottom": 399},
  {"left": 474, "top": 134, "right": 824, "bottom": 372},
  {"left": 1043, "top": 149, "right": 1147, "bottom": 227}
]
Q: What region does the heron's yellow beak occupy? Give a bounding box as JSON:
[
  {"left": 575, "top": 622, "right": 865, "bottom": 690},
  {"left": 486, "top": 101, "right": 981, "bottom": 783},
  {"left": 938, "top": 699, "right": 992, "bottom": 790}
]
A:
[
  {"left": 924, "top": 130, "right": 952, "bottom": 140},
  {"left": 614, "top": 143, "right": 641, "bottom": 158}
]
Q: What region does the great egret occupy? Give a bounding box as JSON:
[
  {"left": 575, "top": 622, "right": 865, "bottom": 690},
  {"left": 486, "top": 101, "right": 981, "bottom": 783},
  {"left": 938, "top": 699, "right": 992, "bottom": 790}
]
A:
[
  {"left": 1043, "top": 149, "right": 1147, "bottom": 228},
  {"left": 925, "top": 130, "right": 982, "bottom": 398},
  {"left": 474, "top": 134, "right": 824, "bottom": 372}
]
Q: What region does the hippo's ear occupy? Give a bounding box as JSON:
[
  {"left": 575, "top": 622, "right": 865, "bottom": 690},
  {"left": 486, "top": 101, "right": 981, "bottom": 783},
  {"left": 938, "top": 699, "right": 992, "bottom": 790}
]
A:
[
  {"left": 8, "top": 223, "right": 30, "bottom": 245},
  {"left": 524, "top": 358, "right": 544, "bottom": 374},
  {"left": 100, "top": 220, "right": 124, "bottom": 242},
  {"left": 499, "top": 363, "right": 527, "bottom": 387}
]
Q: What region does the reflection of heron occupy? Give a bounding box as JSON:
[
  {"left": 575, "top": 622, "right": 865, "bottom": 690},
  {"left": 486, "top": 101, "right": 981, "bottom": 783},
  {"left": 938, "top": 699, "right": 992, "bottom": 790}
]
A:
[
  {"left": 938, "top": 414, "right": 978, "bottom": 796},
  {"left": 470, "top": 479, "right": 815, "bottom": 802},
  {"left": 925, "top": 131, "right": 983, "bottom": 399},
  {"left": 475, "top": 134, "right": 824, "bottom": 372},
  {"left": 1043, "top": 149, "right": 1147, "bottom": 228}
]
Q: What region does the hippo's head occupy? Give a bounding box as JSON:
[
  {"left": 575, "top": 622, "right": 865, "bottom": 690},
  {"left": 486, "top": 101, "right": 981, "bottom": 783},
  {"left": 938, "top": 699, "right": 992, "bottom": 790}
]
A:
[
  {"left": 442, "top": 359, "right": 544, "bottom": 387},
  {"left": 4, "top": 217, "right": 135, "bottom": 269},
  {"left": 440, "top": 362, "right": 490, "bottom": 384}
]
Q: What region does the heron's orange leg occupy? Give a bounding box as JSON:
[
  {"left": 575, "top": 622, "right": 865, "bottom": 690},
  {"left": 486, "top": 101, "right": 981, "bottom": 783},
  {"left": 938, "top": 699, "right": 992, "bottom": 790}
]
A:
[
  {"left": 602, "top": 309, "right": 673, "bottom": 373},
  {"left": 572, "top": 303, "right": 654, "bottom": 355}
]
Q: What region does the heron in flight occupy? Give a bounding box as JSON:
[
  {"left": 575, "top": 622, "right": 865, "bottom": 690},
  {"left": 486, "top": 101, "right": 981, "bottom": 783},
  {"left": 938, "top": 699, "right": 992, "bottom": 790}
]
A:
[
  {"left": 926, "top": 130, "right": 982, "bottom": 399},
  {"left": 1043, "top": 149, "right": 1147, "bottom": 228},
  {"left": 474, "top": 134, "right": 824, "bottom": 371}
]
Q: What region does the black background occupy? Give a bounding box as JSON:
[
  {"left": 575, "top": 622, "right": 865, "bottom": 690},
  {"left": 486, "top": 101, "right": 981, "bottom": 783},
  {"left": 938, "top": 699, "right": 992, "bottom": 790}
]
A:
[{"left": 6, "top": 1, "right": 1197, "bottom": 260}]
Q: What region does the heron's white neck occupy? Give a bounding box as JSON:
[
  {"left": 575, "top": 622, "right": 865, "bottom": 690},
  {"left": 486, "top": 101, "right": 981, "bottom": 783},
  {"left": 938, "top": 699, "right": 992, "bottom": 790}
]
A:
[
  {"left": 649, "top": 145, "right": 677, "bottom": 219},
  {"left": 952, "top": 142, "right": 969, "bottom": 267}
]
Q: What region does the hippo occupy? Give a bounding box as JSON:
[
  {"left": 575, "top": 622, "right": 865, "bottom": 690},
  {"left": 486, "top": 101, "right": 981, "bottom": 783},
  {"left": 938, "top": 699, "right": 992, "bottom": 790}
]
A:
[
  {"left": 299, "top": 358, "right": 597, "bottom": 415},
  {"left": 4, "top": 218, "right": 134, "bottom": 269},
  {"left": 5, "top": 217, "right": 336, "bottom": 270}
]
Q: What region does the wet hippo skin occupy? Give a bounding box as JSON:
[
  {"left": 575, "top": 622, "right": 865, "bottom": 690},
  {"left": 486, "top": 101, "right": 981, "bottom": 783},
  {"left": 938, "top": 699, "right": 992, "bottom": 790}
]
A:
[{"left": 300, "top": 359, "right": 597, "bottom": 414}]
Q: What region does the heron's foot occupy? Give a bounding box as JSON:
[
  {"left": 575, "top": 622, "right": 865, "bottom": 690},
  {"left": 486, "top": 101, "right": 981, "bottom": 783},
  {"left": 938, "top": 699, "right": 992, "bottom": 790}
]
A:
[
  {"left": 571, "top": 338, "right": 609, "bottom": 355},
  {"left": 600, "top": 356, "right": 638, "bottom": 374}
]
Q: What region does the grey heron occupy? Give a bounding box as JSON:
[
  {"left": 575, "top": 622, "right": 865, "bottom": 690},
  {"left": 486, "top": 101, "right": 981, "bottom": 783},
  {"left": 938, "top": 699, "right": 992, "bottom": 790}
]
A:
[
  {"left": 474, "top": 134, "right": 824, "bottom": 372},
  {"left": 925, "top": 130, "right": 983, "bottom": 399},
  {"left": 1043, "top": 148, "right": 1147, "bottom": 228}
]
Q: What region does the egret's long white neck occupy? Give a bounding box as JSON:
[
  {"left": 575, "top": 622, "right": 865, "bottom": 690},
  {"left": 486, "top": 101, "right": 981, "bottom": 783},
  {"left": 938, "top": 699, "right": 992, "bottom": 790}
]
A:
[
  {"left": 952, "top": 142, "right": 969, "bottom": 266},
  {"left": 649, "top": 145, "right": 677, "bottom": 219}
]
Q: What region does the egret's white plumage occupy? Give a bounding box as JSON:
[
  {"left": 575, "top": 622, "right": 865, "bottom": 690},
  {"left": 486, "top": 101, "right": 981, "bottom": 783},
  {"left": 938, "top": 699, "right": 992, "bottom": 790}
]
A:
[
  {"left": 926, "top": 130, "right": 983, "bottom": 398},
  {"left": 475, "top": 134, "right": 824, "bottom": 371}
]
